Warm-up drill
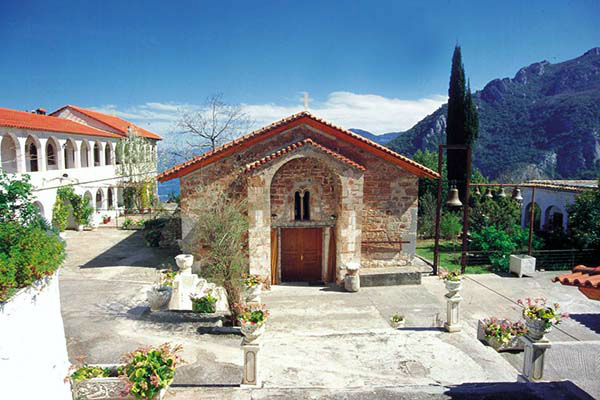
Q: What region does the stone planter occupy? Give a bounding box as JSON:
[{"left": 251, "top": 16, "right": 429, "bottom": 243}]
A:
[
  {"left": 70, "top": 365, "right": 166, "bottom": 400},
  {"left": 391, "top": 318, "right": 406, "bottom": 329},
  {"left": 147, "top": 287, "right": 172, "bottom": 311},
  {"left": 245, "top": 285, "right": 261, "bottom": 303},
  {"left": 477, "top": 320, "right": 525, "bottom": 352},
  {"left": 77, "top": 224, "right": 84, "bottom": 232},
  {"left": 509, "top": 254, "right": 536, "bottom": 278},
  {"left": 175, "top": 254, "right": 194, "bottom": 273},
  {"left": 444, "top": 280, "right": 462, "bottom": 293},
  {"left": 344, "top": 274, "right": 360, "bottom": 292},
  {"left": 240, "top": 321, "right": 265, "bottom": 343},
  {"left": 524, "top": 316, "right": 552, "bottom": 340}
]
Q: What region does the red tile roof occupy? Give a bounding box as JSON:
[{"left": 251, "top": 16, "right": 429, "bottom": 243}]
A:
[
  {"left": 0, "top": 107, "right": 123, "bottom": 139},
  {"left": 51, "top": 105, "right": 162, "bottom": 140},
  {"left": 157, "top": 111, "right": 439, "bottom": 182},
  {"left": 245, "top": 138, "right": 366, "bottom": 173},
  {"left": 554, "top": 265, "right": 600, "bottom": 301}
]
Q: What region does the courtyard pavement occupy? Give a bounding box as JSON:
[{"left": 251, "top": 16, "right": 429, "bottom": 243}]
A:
[{"left": 59, "top": 228, "right": 599, "bottom": 399}]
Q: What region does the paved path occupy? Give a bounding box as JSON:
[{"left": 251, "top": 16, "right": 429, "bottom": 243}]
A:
[{"left": 59, "top": 229, "right": 600, "bottom": 399}]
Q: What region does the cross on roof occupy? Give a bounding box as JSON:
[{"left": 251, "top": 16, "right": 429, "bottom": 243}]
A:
[{"left": 300, "top": 92, "right": 311, "bottom": 110}]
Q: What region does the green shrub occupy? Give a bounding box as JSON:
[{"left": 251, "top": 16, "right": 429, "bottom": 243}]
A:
[
  {"left": 470, "top": 225, "right": 542, "bottom": 271},
  {"left": 72, "top": 196, "right": 93, "bottom": 226},
  {"left": 0, "top": 170, "right": 37, "bottom": 225},
  {"left": 190, "top": 292, "right": 217, "bottom": 313},
  {"left": 567, "top": 181, "right": 600, "bottom": 250},
  {"left": 0, "top": 222, "right": 65, "bottom": 301},
  {"left": 440, "top": 212, "right": 462, "bottom": 240}
]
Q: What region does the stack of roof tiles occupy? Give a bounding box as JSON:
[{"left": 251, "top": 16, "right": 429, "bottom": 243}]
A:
[{"left": 554, "top": 265, "right": 600, "bottom": 301}]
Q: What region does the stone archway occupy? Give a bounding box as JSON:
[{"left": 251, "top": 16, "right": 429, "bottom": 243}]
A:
[
  {"left": 95, "top": 188, "right": 104, "bottom": 210},
  {"left": 524, "top": 202, "right": 542, "bottom": 232},
  {"left": 25, "top": 135, "right": 40, "bottom": 172},
  {"left": 1, "top": 133, "right": 20, "bottom": 173},
  {"left": 544, "top": 205, "right": 564, "bottom": 231},
  {"left": 46, "top": 137, "right": 60, "bottom": 170},
  {"left": 80, "top": 140, "right": 90, "bottom": 168}
]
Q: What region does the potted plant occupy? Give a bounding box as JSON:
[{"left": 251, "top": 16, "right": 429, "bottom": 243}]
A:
[
  {"left": 243, "top": 275, "right": 262, "bottom": 302},
  {"left": 190, "top": 290, "right": 217, "bottom": 313},
  {"left": 146, "top": 270, "right": 176, "bottom": 311},
  {"left": 443, "top": 270, "right": 462, "bottom": 292},
  {"left": 102, "top": 214, "right": 111, "bottom": 224},
  {"left": 477, "top": 317, "right": 527, "bottom": 352},
  {"left": 518, "top": 297, "right": 568, "bottom": 340},
  {"left": 390, "top": 314, "right": 405, "bottom": 329},
  {"left": 236, "top": 303, "right": 269, "bottom": 343}
]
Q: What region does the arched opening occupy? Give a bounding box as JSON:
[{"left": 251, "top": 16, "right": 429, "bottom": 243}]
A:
[
  {"left": 64, "top": 139, "right": 76, "bottom": 169},
  {"left": 544, "top": 206, "right": 564, "bottom": 231},
  {"left": 1, "top": 134, "right": 19, "bottom": 173},
  {"left": 93, "top": 142, "right": 101, "bottom": 166},
  {"left": 95, "top": 189, "right": 104, "bottom": 210},
  {"left": 294, "top": 191, "right": 301, "bottom": 220},
  {"left": 105, "top": 144, "right": 112, "bottom": 166},
  {"left": 80, "top": 141, "right": 90, "bottom": 168},
  {"left": 303, "top": 191, "right": 311, "bottom": 220},
  {"left": 115, "top": 141, "right": 122, "bottom": 165},
  {"left": 84, "top": 191, "right": 93, "bottom": 210},
  {"left": 107, "top": 187, "right": 114, "bottom": 209},
  {"left": 25, "top": 136, "right": 39, "bottom": 172},
  {"left": 46, "top": 138, "right": 59, "bottom": 170},
  {"left": 33, "top": 201, "right": 44, "bottom": 218},
  {"left": 524, "top": 202, "right": 542, "bottom": 232}
]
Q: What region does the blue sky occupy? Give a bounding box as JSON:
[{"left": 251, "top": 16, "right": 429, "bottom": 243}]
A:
[{"left": 1, "top": 0, "right": 599, "bottom": 134}]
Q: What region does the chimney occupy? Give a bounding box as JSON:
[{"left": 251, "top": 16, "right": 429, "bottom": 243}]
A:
[{"left": 35, "top": 108, "right": 47, "bottom": 115}]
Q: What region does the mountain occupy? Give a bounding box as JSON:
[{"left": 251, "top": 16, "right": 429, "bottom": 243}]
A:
[
  {"left": 350, "top": 129, "right": 401, "bottom": 145},
  {"left": 387, "top": 48, "right": 600, "bottom": 180}
]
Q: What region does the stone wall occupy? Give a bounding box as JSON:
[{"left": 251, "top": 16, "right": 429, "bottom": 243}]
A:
[{"left": 179, "top": 124, "right": 420, "bottom": 280}]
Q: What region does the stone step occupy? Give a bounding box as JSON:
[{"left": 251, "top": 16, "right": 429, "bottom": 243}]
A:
[{"left": 360, "top": 267, "right": 423, "bottom": 287}]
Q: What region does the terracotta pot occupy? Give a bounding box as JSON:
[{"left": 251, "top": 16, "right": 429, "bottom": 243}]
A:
[
  {"left": 524, "top": 316, "right": 552, "bottom": 340},
  {"left": 240, "top": 321, "right": 265, "bottom": 343}
]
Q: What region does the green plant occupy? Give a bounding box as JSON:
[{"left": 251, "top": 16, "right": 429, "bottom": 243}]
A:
[
  {"left": 70, "top": 366, "right": 114, "bottom": 382},
  {"left": 71, "top": 196, "right": 93, "bottom": 226},
  {"left": 567, "top": 181, "right": 600, "bottom": 250},
  {"left": 443, "top": 270, "right": 462, "bottom": 281},
  {"left": 157, "top": 269, "right": 177, "bottom": 288},
  {"left": 390, "top": 314, "right": 405, "bottom": 323},
  {"left": 190, "top": 291, "right": 217, "bottom": 313},
  {"left": 243, "top": 275, "right": 261, "bottom": 289},
  {"left": 51, "top": 196, "right": 69, "bottom": 232},
  {"left": 470, "top": 225, "right": 542, "bottom": 271},
  {"left": 0, "top": 170, "right": 38, "bottom": 225},
  {"left": 440, "top": 212, "right": 462, "bottom": 240},
  {"left": 481, "top": 318, "right": 527, "bottom": 344},
  {"left": 122, "top": 217, "right": 134, "bottom": 229},
  {"left": 120, "top": 343, "right": 182, "bottom": 399},
  {"left": 0, "top": 221, "right": 65, "bottom": 301},
  {"left": 235, "top": 303, "right": 269, "bottom": 325},
  {"left": 517, "top": 298, "right": 569, "bottom": 329}
]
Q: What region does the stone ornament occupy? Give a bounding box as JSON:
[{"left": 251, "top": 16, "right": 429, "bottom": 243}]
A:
[
  {"left": 174, "top": 254, "right": 194, "bottom": 273},
  {"left": 509, "top": 255, "right": 536, "bottom": 278},
  {"left": 241, "top": 341, "right": 261, "bottom": 387},
  {"left": 344, "top": 262, "right": 360, "bottom": 292},
  {"left": 245, "top": 284, "right": 262, "bottom": 303},
  {"left": 524, "top": 316, "right": 552, "bottom": 340},
  {"left": 444, "top": 280, "right": 462, "bottom": 333},
  {"left": 240, "top": 321, "right": 265, "bottom": 344},
  {"left": 146, "top": 287, "right": 172, "bottom": 311}
]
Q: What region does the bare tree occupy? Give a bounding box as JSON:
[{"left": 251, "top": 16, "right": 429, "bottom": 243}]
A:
[{"left": 175, "top": 94, "right": 252, "bottom": 154}]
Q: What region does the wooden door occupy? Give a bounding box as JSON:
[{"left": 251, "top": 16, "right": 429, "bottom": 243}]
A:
[{"left": 281, "top": 228, "right": 322, "bottom": 282}]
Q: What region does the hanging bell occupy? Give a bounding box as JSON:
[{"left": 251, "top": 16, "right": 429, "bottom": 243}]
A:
[
  {"left": 446, "top": 187, "right": 463, "bottom": 207},
  {"left": 485, "top": 188, "right": 494, "bottom": 198},
  {"left": 513, "top": 188, "right": 523, "bottom": 202},
  {"left": 475, "top": 186, "right": 481, "bottom": 195},
  {"left": 498, "top": 187, "right": 507, "bottom": 198}
]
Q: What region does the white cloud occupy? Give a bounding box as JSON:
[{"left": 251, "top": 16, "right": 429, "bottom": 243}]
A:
[{"left": 89, "top": 91, "right": 446, "bottom": 138}]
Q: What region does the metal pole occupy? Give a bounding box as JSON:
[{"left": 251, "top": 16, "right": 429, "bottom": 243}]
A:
[
  {"left": 460, "top": 147, "right": 472, "bottom": 273},
  {"left": 528, "top": 187, "right": 535, "bottom": 255},
  {"left": 433, "top": 145, "right": 444, "bottom": 276}
]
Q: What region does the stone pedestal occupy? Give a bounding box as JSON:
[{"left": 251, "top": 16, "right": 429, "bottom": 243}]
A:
[
  {"left": 444, "top": 290, "right": 462, "bottom": 333},
  {"left": 344, "top": 274, "right": 360, "bottom": 292},
  {"left": 520, "top": 335, "right": 551, "bottom": 382},
  {"left": 168, "top": 273, "right": 200, "bottom": 310},
  {"left": 241, "top": 340, "right": 260, "bottom": 387}
]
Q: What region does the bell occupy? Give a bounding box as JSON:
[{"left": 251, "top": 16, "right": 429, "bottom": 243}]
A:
[
  {"left": 513, "top": 188, "right": 523, "bottom": 202},
  {"left": 485, "top": 188, "right": 494, "bottom": 198},
  {"left": 498, "top": 187, "right": 507, "bottom": 198},
  {"left": 446, "top": 187, "right": 463, "bottom": 207},
  {"left": 475, "top": 186, "right": 481, "bottom": 195}
]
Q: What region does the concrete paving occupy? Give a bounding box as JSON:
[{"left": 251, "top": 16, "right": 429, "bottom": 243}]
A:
[{"left": 59, "top": 229, "right": 600, "bottom": 399}]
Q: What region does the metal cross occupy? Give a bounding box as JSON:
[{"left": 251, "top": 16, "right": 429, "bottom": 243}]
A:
[{"left": 300, "top": 92, "right": 310, "bottom": 110}]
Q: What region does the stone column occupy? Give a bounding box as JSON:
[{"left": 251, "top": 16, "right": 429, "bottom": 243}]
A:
[
  {"left": 520, "top": 335, "right": 551, "bottom": 382},
  {"left": 444, "top": 284, "right": 462, "bottom": 332},
  {"left": 241, "top": 340, "right": 260, "bottom": 387}
]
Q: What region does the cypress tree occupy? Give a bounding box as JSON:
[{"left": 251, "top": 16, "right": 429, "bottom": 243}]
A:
[{"left": 465, "top": 82, "right": 479, "bottom": 146}]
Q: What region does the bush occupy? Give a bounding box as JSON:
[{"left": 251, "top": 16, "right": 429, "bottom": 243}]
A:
[
  {"left": 441, "top": 212, "right": 462, "bottom": 240},
  {"left": 567, "top": 181, "right": 600, "bottom": 250},
  {"left": 0, "top": 170, "right": 37, "bottom": 225},
  {"left": 190, "top": 292, "right": 217, "bottom": 313},
  {"left": 0, "top": 222, "right": 65, "bottom": 301},
  {"left": 470, "top": 225, "right": 542, "bottom": 271}
]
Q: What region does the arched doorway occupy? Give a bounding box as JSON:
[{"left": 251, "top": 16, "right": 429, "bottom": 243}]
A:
[
  {"left": 64, "top": 139, "right": 76, "bottom": 169},
  {"left": 544, "top": 206, "right": 564, "bottom": 231},
  {"left": 270, "top": 157, "right": 342, "bottom": 283},
  {"left": 93, "top": 142, "right": 102, "bottom": 166},
  {"left": 84, "top": 191, "right": 93, "bottom": 210},
  {"left": 107, "top": 187, "right": 114, "bottom": 209},
  {"left": 25, "top": 136, "right": 40, "bottom": 172},
  {"left": 105, "top": 144, "right": 112, "bottom": 166},
  {"left": 33, "top": 201, "right": 44, "bottom": 219},
  {"left": 95, "top": 189, "right": 104, "bottom": 210},
  {"left": 80, "top": 141, "right": 90, "bottom": 168},
  {"left": 46, "top": 138, "right": 59, "bottom": 170},
  {"left": 524, "top": 202, "right": 542, "bottom": 232},
  {"left": 1, "top": 134, "right": 19, "bottom": 173}
]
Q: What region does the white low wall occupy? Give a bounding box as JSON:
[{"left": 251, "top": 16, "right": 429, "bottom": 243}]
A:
[{"left": 0, "top": 271, "right": 71, "bottom": 399}]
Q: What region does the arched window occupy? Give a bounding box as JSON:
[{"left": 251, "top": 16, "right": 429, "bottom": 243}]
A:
[
  {"left": 94, "top": 143, "right": 101, "bottom": 166},
  {"left": 105, "top": 144, "right": 112, "bottom": 165},
  {"left": 25, "top": 137, "right": 39, "bottom": 172},
  {"left": 64, "top": 140, "right": 75, "bottom": 169},
  {"left": 294, "top": 191, "right": 301, "bottom": 221},
  {"left": 107, "top": 188, "right": 114, "bottom": 209},
  {"left": 1, "top": 135, "right": 18, "bottom": 173},
  {"left": 96, "top": 189, "right": 103, "bottom": 210},
  {"left": 80, "top": 141, "right": 89, "bottom": 167},
  {"left": 46, "top": 140, "right": 57, "bottom": 170},
  {"left": 303, "top": 191, "right": 310, "bottom": 220}
]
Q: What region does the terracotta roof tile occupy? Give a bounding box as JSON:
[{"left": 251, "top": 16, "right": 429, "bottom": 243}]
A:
[
  {"left": 554, "top": 266, "right": 600, "bottom": 288},
  {"left": 157, "top": 111, "right": 438, "bottom": 182},
  {"left": 244, "top": 138, "right": 366, "bottom": 173},
  {"left": 51, "top": 105, "right": 162, "bottom": 140},
  {"left": 0, "top": 108, "right": 123, "bottom": 139}
]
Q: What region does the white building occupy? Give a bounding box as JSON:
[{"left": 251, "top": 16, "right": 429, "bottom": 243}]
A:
[
  {"left": 520, "top": 180, "right": 598, "bottom": 232},
  {"left": 0, "top": 106, "right": 161, "bottom": 225}
]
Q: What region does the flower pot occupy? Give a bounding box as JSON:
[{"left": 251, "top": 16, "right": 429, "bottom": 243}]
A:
[
  {"left": 444, "top": 280, "right": 462, "bottom": 293},
  {"left": 175, "top": 254, "right": 194, "bottom": 273},
  {"left": 147, "top": 287, "right": 172, "bottom": 311},
  {"left": 70, "top": 364, "right": 166, "bottom": 400},
  {"left": 344, "top": 274, "right": 360, "bottom": 292},
  {"left": 509, "top": 255, "right": 536, "bottom": 278},
  {"left": 524, "top": 316, "right": 552, "bottom": 340},
  {"left": 245, "top": 285, "right": 262, "bottom": 303},
  {"left": 477, "top": 320, "right": 525, "bottom": 352},
  {"left": 240, "top": 321, "right": 265, "bottom": 343},
  {"left": 391, "top": 319, "right": 405, "bottom": 329}
]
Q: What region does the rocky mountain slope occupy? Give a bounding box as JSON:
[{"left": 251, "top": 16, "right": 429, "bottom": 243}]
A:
[{"left": 386, "top": 48, "right": 600, "bottom": 180}]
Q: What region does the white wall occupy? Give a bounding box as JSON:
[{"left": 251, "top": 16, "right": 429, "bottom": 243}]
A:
[
  {"left": 520, "top": 187, "right": 577, "bottom": 231},
  {"left": 0, "top": 271, "right": 71, "bottom": 400}
]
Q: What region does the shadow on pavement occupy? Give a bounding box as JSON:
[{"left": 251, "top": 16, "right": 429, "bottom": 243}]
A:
[
  {"left": 569, "top": 313, "right": 600, "bottom": 334},
  {"left": 444, "top": 380, "right": 595, "bottom": 400}
]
